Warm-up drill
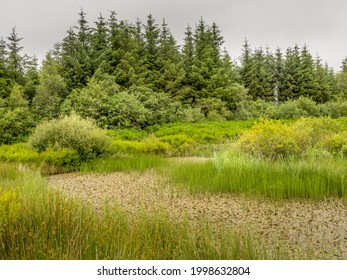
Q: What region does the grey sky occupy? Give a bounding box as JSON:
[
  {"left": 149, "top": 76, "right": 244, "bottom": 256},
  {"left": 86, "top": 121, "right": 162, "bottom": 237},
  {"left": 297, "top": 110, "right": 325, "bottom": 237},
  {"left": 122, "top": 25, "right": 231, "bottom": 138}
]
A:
[{"left": 0, "top": 0, "right": 346, "bottom": 70}]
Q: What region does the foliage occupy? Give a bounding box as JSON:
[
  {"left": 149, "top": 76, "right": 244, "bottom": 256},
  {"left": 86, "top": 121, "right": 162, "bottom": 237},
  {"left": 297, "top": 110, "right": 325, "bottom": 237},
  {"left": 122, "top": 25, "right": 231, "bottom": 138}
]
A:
[
  {"left": 0, "top": 143, "right": 81, "bottom": 173},
  {"left": 0, "top": 84, "right": 35, "bottom": 144},
  {"left": 238, "top": 119, "right": 295, "bottom": 159},
  {"left": 111, "top": 139, "right": 173, "bottom": 156},
  {"left": 0, "top": 164, "right": 275, "bottom": 260},
  {"left": 238, "top": 117, "right": 347, "bottom": 159},
  {"left": 0, "top": 188, "right": 21, "bottom": 226},
  {"left": 1, "top": 13, "right": 347, "bottom": 136},
  {"left": 31, "top": 55, "right": 67, "bottom": 121},
  {"left": 28, "top": 114, "right": 112, "bottom": 161}
]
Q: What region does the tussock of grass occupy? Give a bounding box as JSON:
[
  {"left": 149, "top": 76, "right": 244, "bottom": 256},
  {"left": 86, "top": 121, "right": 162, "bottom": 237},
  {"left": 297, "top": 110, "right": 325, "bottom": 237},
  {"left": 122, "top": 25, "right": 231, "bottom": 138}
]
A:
[{"left": 0, "top": 164, "right": 276, "bottom": 260}]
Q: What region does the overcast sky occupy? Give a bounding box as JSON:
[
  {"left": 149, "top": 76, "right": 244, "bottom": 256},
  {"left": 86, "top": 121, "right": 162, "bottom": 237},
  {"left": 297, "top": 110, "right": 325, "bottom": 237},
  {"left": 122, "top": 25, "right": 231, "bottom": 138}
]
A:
[{"left": 0, "top": 0, "right": 346, "bottom": 70}]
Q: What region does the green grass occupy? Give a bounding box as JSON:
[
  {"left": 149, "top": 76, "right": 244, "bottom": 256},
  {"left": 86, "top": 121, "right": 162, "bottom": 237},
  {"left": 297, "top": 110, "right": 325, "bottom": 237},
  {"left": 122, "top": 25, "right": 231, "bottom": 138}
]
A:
[
  {"left": 80, "top": 155, "right": 165, "bottom": 173},
  {"left": 108, "top": 120, "right": 255, "bottom": 157},
  {"left": 0, "top": 163, "right": 281, "bottom": 260},
  {"left": 338, "top": 117, "right": 347, "bottom": 130},
  {"left": 167, "top": 153, "right": 347, "bottom": 201},
  {"left": 147, "top": 120, "right": 254, "bottom": 142}
]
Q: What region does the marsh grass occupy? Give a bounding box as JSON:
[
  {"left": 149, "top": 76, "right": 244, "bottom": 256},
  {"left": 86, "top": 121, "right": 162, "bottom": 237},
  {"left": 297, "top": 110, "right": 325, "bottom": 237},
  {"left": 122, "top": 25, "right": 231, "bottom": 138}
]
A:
[
  {"left": 167, "top": 152, "right": 347, "bottom": 200},
  {"left": 0, "top": 163, "right": 277, "bottom": 260},
  {"left": 79, "top": 155, "right": 165, "bottom": 173}
]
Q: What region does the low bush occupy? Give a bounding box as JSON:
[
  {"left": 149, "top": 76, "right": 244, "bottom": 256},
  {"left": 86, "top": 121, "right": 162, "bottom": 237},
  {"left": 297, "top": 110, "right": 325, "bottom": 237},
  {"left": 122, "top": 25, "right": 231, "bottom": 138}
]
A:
[
  {"left": 238, "top": 117, "right": 347, "bottom": 159},
  {"left": 237, "top": 119, "right": 296, "bottom": 159},
  {"left": 107, "top": 128, "right": 147, "bottom": 141},
  {"left": 0, "top": 143, "right": 81, "bottom": 173},
  {"left": 28, "top": 115, "right": 112, "bottom": 161},
  {"left": 290, "top": 117, "right": 343, "bottom": 154}
]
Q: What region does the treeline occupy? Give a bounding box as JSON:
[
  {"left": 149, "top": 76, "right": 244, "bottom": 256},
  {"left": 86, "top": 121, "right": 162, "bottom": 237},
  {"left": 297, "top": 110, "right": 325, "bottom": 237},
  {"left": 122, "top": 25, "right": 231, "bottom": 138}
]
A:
[{"left": 1, "top": 9, "right": 347, "bottom": 144}]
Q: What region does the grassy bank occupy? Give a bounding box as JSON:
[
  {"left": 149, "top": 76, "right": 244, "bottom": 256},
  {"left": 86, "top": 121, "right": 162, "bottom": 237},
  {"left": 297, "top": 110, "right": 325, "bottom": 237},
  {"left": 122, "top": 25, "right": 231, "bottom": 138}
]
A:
[{"left": 0, "top": 164, "right": 280, "bottom": 260}]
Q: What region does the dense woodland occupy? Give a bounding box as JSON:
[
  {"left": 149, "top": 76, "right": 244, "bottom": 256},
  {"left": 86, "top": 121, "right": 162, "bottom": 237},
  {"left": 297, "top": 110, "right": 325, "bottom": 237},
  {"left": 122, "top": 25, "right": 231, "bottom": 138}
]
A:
[{"left": 1, "top": 10, "right": 347, "bottom": 144}]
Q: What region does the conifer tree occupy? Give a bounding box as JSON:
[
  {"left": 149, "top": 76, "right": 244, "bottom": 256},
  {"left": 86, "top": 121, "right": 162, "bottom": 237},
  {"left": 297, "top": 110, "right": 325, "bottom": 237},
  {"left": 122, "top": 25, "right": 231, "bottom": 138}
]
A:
[
  {"left": 341, "top": 58, "right": 347, "bottom": 73},
  {"left": 313, "top": 56, "right": 333, "bottom": 103},
  {"left": 240, "top": 39, "right": 253, "bottom": 90},
  {"left": 156, "top": 19, "right": 183, "bottom": 94},
  {"left": 91, "top": 14, "right": 109, "bottom": 70},
  {"left": 22, "top": 55, "right": 39, "bottom": 103},
  {"left": 182, "top": 25, "right": 194, "bottom": 76},
  {"left": 282, "top": 45, "right": 301, "bottom": 100},
  {"left": 298, "top": 45, "right": 315, "bottom": 99},
  {"left": 273, "top": 47, "right": 284, "bottom": 101},
  {"left": 6, "top": 27, "right": 24, "bottom": 84},
  {"left": 0, "top": 37, "right": 10, "bottom": 98},
  {"left": 210, "top": 22, "right": 224, "bottom": 65},
  {"left": 142, "top": 14, "right": 160, "bottom": 88},
  {"left": 59, "top": 10, "right": 93, "bottom": 90},
  {"left": 336, "top": 58, "right": 347, "bottom": 98}
]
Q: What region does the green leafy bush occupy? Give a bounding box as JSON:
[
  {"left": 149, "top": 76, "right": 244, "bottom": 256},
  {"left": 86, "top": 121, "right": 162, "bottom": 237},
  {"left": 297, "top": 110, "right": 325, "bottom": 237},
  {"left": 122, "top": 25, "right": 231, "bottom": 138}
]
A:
[
  {"left": 291, "top": 117, "right": 342, "bottom": 147},
  {"left": 0, "top": 143, "right": 81, "bottom": 173},
  {"left": 28, "top": 115, "right": 112, "bottom": 161},
  {"left": 238, "top": 117, "right": 347, "bottom": 159},
  {"left": 237, "top": 119, "right": 295, "bottom": 159}
]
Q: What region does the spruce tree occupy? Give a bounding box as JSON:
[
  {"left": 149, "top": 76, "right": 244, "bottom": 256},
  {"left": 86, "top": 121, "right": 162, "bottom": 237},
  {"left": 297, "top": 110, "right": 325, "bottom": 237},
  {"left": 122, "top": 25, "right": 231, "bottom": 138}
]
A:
[
  {"left": 282, "top": 45, "right": 301, "bottom": 100},
  {"left": 341, "top": 57, "right": 347, "bottom": 73},
  {"left": 182, "top": 25, "right": 194, "bottom": 76},
  {"left": 336, "top": 58, "right": 347, "bottom": 98},
  {"left": 274, "top": 47, "right": 284, "bottom": 101},
  {"left": 6, "top": 27, "right": 24, "bottom": 84},
  {"left": 298, "top": 45, "right": 316, "bottom": 99},
  {"left": 0, "top": 37, "right": 10, "bottom": 98},
  {"left": 91, "top": 14, "right": 109, "bottom": 70},
  {"left": 59, "top": 10, "right": 93, "bottom": 90},
  {"left": 240, "top": 39, "right": 253, "bottom": 90},
  {"left": 313, "top": 56, "right": 333, "bottom": 103},
  {"left": 142, "top": 14, "right": 160, "bottom": 88},
  {"left": 22, "top": 55, "right": 39, "bottom": 103}
]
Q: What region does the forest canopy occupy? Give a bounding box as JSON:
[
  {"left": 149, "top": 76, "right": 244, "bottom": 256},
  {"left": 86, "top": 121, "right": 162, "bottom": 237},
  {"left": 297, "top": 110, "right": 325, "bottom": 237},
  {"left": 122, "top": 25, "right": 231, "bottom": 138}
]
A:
[{"left": 1, "top": 9, "right": 347, "bottom": 144}]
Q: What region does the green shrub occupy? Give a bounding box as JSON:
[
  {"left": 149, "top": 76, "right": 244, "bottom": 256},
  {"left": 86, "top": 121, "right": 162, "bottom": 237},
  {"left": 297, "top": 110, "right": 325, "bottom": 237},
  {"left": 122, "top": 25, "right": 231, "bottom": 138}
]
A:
[
  {"left": 107, "top": 92, "right": 150, "bottom": 128},
  {"left": 238, "top": 117, "right": 346, "bottom": 159},
  {"left": 40, "top": 148, "right": 81, "bottom": 168},
  {"left": 28, "top": 115, "right": 112, "bottom": 161},
  {"left": 179, "top": 107, "right": 205, "bottom": 123},
  {"left": 319, "top": 132, "right": 347, "bottom": 156},
  {"left": 319, "top": 100, "right": 347, "bottom": 118},
  {"left": 0, "top": 107, "right": 34, "bottom": 144},
  {"left": 237, "top": 119, "right": 295, "bottom": 159},
  {"left": 0, "top": 143, "right": 40, "bottom": 164},
  {"left": 159, "top": 134, "right": 196, "bottom": 155},
  {"left": 289, "top": 117, "right": 343, "bottom": 156},
  {"left": 0, "top": 143, "right": 81, "bottom": 172},
  {"left": 107, "top": 128, "right": 147, "bottom": 141}
]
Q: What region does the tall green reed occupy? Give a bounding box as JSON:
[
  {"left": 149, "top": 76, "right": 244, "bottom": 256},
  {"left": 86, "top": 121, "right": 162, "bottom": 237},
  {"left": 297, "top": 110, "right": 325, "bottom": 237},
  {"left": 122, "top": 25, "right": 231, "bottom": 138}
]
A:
[{"left": 167, "top": 152, "right": 347, "bottom": 200}]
